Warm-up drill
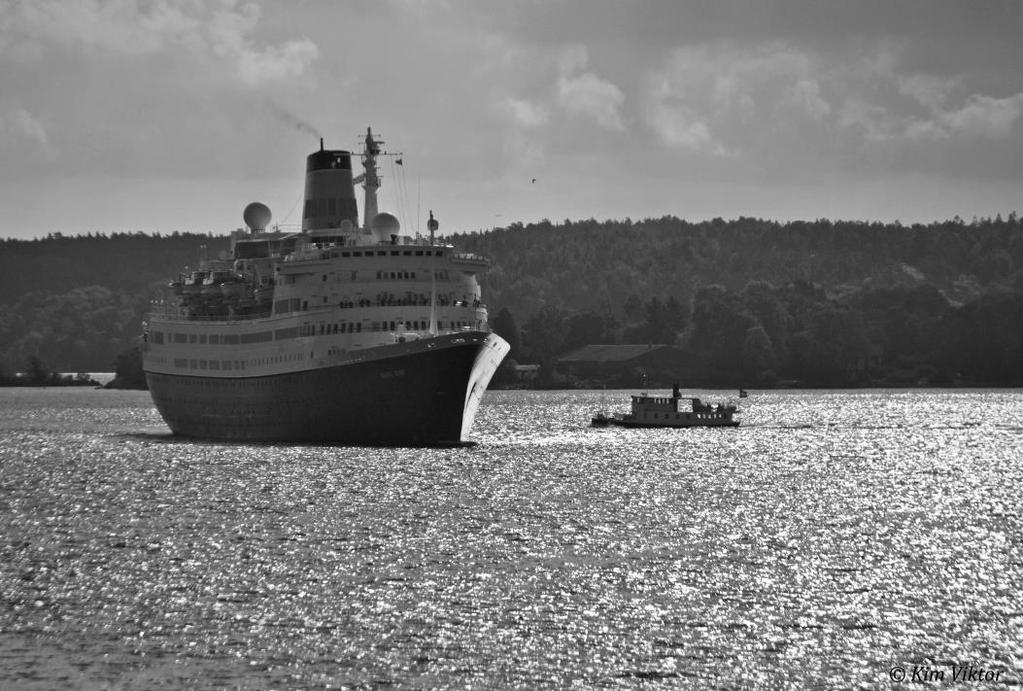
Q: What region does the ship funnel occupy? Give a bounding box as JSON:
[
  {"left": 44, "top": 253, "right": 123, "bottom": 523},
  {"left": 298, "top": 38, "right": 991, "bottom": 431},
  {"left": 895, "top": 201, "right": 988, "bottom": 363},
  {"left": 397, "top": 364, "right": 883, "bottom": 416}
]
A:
[
  {"left": 302, "top": 144, "right": 359, "bottom": 231},
  {"left": 243, "top": 202, "right": 272, "bottom": 232}
]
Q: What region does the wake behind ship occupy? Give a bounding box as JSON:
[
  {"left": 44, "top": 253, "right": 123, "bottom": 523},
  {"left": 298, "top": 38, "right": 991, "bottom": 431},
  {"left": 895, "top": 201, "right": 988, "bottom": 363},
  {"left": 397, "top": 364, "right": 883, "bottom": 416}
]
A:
[{"left": 142, "top": 129, "right": 509, "bottom": 445}]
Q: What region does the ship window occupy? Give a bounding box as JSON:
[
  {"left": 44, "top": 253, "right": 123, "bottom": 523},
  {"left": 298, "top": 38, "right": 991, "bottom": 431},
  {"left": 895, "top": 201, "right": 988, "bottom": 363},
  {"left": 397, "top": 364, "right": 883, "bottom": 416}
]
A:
[
  {"left": 415, "top": 250, "right": 423, "bottom": 256},
  {"left": 426, "top": 251, "right": 432, "bottom": 256},
  {"left": 342, "top": 252, "right": 350, "bottom": 257},
  {"left": 403, "top": 251, "right": 411, "bottom": 256},
  {"left": 223, "top": 334, "right": 239, "bottom": 344},
  {"left": 189, "top": 359, "right": 197, "bottom": 369},
  {"left": 199, "top": 334, "right": 207, "bottom": 344},
  {"left": 209, "top": 334, "right": 219, "bottom": 345},
  {"left": 390, "top": 272, "right": 395, "bottom": 279},
  {"left": 209, "top": 360, "right": 220, "bottom": 370},
  {"left": 390, "top": 321, "right": 396, "bottom": 331},
  {"left": 322, "top": 274, "right": 327, "bottom": 281},
  {"left": 391, "top": 251, "right": 399, "bottom": 256},
  {"left": 174, "top": 358, "right": 187, "bottom": 368},
  {"left": 356, "top": 323, "right": 361, "bottom": 332},
  {"left": 188, "top": 334, "right": 197, "bottom": 344},
  {"left": 411, "top": 272, "right": 416, "bottom": 279},
  {"left": 223, "top": 361, "right": 232, "bottom": 370},
  {"left": 436, "top": 251, "right": 443, "bottom": 256},
  {"left": 377, "top": 251, "right": 386, "bottom": 256},
  {"left": 153, "top": 332, "right": 164, "bottom": 344},
  {"left": 353, "top": 252, "right": 362, "bottom": 257}
]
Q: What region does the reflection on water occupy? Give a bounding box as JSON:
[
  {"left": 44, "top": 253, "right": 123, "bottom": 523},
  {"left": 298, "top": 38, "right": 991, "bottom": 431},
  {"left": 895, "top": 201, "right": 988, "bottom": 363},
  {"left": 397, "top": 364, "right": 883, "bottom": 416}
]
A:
[{"left": 1, "top": 388, "right": 1021, "bottom": 689}]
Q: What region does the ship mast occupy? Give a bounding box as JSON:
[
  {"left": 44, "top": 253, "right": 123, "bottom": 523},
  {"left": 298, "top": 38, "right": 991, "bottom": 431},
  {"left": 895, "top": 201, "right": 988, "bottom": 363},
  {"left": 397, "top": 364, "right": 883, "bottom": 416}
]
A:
[
  {"left": 359, "top": 127, "right": 381, "bottom": 229},
  {"left": 428, "top": 210, "right": 439, "bottom": 336}
]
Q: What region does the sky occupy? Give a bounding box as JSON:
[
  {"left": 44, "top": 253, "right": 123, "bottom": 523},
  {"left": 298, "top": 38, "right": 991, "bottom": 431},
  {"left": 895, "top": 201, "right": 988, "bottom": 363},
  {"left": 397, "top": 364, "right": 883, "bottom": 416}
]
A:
[{"left": 1, "top": 0, "right": 1022, "bottom": 240}]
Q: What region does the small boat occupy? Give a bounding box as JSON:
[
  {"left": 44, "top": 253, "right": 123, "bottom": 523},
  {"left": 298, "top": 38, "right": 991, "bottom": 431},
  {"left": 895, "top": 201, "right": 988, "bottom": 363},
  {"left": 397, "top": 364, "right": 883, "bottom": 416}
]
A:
[{"left": 590, "top": 382, "right": 740, "bottom": 428}]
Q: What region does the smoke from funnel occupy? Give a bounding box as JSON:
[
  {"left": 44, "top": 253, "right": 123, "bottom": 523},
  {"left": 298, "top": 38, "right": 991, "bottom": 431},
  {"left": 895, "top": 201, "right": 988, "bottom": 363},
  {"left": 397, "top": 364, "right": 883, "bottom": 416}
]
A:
[{"left": 265, "top": 99, "right": 320, "bottom": 138}]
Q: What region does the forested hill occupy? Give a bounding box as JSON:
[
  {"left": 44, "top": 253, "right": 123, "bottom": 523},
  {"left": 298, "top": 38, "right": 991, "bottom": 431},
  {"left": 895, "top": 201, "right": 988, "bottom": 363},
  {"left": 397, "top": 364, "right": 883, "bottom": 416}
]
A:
[
  {"left": 0, "top": 232, "right": 230, "bottom": 298},
  {"left": 1, "top": 215, "right": 1022, "bottom": 385},
  {"left": 0, "top": 232, "right": 227, "bottom": 374},
  {"left": 458, "top": 214, "right": 1023, "bottom": 386},
  {"left": 451, "top": 215, "right": 1023, "bottom": 319}
]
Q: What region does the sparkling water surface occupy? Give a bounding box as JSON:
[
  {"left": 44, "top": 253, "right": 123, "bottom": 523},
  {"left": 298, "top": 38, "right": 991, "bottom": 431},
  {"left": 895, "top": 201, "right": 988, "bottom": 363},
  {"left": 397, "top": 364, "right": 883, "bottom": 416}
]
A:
[{"left": 1, "top": 388, "right": 1021, "bottom": 689}]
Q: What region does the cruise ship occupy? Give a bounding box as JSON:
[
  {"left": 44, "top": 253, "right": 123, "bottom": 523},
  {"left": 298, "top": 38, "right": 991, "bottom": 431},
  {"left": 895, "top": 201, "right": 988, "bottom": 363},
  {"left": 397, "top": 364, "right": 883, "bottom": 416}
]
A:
[{"left": 141, "top": 129, "right": 509, "bottom": 445}]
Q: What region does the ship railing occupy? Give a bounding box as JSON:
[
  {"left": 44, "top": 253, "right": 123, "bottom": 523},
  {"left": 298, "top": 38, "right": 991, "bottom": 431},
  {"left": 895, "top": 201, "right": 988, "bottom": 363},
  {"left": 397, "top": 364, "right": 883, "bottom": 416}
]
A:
[
  {"left": 451, "top": 253, "right": 490, "bottom": 267},
  {"left": 147, "top": 313, "right": 273, "bottom": 323},
  {"left": 285, "top": 234, "right": 455, "bottom": 255},
  {"left": 147, "top": 302, "right": 272, "bottom": 323}
]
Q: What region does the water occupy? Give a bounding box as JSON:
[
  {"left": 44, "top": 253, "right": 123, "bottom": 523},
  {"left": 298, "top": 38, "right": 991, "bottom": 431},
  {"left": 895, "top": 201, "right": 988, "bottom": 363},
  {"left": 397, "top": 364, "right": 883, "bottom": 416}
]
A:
[{"left": 1, "top": 388, "right": 1021, "bottom": 689}]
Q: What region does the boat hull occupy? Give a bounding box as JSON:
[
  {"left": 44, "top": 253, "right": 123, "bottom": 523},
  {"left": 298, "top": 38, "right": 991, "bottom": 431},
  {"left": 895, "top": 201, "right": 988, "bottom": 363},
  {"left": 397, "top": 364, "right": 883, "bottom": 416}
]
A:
[
  {"left": 608, "top": 418, "right": 740, "bottom": 429},
  {"left": 145, "top": 332, "right": 509, "bottom": 446}
]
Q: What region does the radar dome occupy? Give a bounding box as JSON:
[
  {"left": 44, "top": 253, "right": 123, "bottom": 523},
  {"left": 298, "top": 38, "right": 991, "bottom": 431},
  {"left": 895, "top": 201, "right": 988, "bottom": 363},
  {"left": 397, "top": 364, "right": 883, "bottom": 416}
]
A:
[
  {"left": 370, "top": 212, "right": 400, "bottom": 241},
  {"left": 243, "top": 202, "right": 272, "bottom": 232}
]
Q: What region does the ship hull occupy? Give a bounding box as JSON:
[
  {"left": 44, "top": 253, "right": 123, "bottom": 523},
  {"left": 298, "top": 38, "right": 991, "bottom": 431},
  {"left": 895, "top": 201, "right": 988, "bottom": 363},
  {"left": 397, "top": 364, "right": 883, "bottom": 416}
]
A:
[{"left": 145, "top": 332, "right": 509, "bottom": 446}]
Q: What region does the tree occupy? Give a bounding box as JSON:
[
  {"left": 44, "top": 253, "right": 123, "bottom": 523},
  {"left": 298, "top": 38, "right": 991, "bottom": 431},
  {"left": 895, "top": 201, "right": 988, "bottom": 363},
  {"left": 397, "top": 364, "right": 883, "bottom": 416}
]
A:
[
  {"left": 491, "top": 307, "right": 522, "bottom": 358},
  {"left": 26, "top": 355, "right": 51, "bottom": 385},
  {"left": 520, "top": 306, "right": 569, "bottom": 364},
  {"left": 562, "top": 312, "right": 611, "bottom": 352},
  {"left": 684, "top": 285, "right": 756, "bottom": 383},
  {"left": 741, "top": 325, "right": 777, "bottom": 384},
  {"left": 108, "top": 345, "right": 148, "bottom": 389}
]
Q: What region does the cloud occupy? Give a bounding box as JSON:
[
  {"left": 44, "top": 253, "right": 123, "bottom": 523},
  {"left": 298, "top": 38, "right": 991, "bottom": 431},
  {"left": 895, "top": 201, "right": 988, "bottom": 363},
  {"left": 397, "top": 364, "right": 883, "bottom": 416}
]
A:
[
  {"left": 555, "top": 45, "right": 625, "bottom": 131},
  {"left": 644, "top": 36, "right": 1023, "bottom": 177},
  {"left": 837, "top": 98, "right": 898, "bottom": 142},
  {"left": 784, "top": 79, "right": 831, "bottom": 120},
  {"left": 1, "top": 0, "right": 318, "bottom": 86},
  {"left": 934, "top": 93, "right": 1023, "bottom": 139},
  {"left": 898, "top": 73, "right": 956, "bottom": 111},
  {"left": 899, "top": 91, "right": 1023, "bottom": 143},
  {"left": 500, "top": 97, "right": 549, "bottom": 129},
  {"left": 235, "top": 38, "right": 318, "bottom": 86},
  {"left": 644, "top": 42, "right": 824, "bottom": 156},
  {"left": 647, "top": 106, "right": 719, "bottom": 154},
  {"left": 0, "top": 107, "right": 49, "bottom": 148}
]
